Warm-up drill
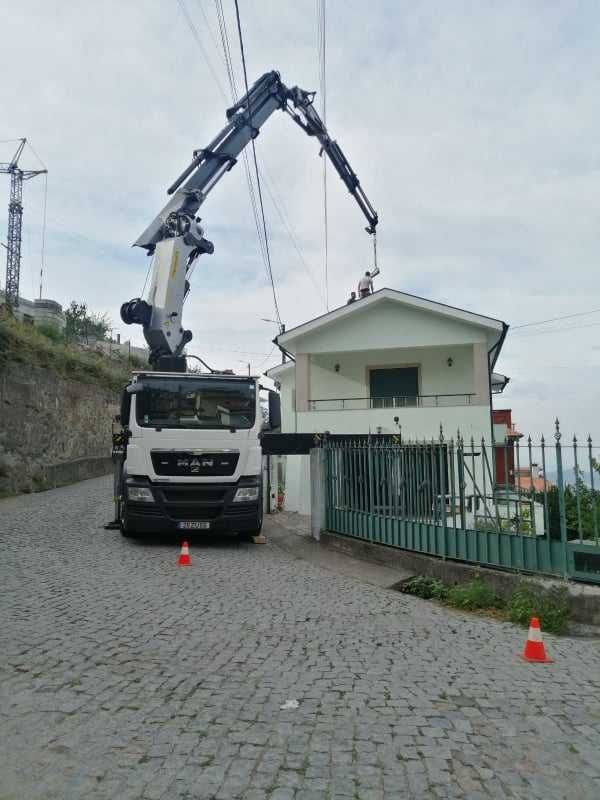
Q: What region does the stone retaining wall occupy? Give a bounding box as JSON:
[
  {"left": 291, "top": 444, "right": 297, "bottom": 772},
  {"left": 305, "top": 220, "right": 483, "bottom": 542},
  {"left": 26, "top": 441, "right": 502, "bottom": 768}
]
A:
[{"left": 0, "top": 362, "right": 118, "bottom": 496}]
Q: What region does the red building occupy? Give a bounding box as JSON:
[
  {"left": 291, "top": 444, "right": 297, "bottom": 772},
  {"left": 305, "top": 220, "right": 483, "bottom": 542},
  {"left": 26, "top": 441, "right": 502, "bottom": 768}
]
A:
[{"left": 492, "top": 408, "right": 522, "bottom": 487}]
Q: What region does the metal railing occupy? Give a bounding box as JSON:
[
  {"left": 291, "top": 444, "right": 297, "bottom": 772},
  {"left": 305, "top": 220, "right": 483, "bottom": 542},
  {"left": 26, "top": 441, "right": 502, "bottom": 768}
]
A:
[
  {"left": 309, "top": 393, "right": 475, "bottom": 411},
  {"left": 322, "top": 420, "right": 600, "bottom": 584}
]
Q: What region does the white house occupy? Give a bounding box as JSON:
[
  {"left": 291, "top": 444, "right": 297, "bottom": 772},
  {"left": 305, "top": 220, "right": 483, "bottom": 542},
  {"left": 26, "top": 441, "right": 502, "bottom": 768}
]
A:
[{"left": 267, "top": 288, "right": 508, "bottom": 514}]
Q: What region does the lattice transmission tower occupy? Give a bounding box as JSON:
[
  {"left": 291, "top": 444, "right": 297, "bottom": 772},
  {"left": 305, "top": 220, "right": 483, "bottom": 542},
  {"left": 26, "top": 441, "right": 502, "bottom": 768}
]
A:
[{"left": 0, "top": 138, "right": 47, "bottom": 308}]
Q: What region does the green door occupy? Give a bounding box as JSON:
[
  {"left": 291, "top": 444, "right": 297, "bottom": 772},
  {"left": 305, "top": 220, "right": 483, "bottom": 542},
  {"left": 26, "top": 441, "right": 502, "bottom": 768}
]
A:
[{"left": 369, "top": 367, "right": 419, "bottom": 407}]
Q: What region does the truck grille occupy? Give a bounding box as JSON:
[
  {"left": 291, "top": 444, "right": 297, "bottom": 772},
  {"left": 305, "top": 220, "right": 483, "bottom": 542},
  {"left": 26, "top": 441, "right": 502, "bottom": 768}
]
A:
[{"left": 151, "top": 451, "right": 239, "bottom": 477}]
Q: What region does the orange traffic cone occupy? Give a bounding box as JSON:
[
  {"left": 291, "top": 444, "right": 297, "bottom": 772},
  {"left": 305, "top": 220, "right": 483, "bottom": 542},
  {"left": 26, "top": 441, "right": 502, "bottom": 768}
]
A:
[
  {"left": 178, "top": 540, "right": 191, "bottom": 566},
  {"left": 521, "top": 617, "right": 553, "bottom": 663}
]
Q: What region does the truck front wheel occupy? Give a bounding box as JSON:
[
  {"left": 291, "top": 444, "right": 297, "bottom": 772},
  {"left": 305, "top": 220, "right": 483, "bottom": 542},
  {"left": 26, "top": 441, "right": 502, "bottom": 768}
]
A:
[
  {"left": 119, "top": 502, "right": 135, "bottom": 538},
  {"left": 239, "top": 505, "right": 263, "bottom": 542}
]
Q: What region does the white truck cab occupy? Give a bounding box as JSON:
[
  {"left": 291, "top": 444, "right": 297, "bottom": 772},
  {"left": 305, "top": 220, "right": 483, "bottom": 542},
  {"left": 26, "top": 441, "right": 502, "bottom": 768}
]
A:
[{"left": 116, "top": 371, "right": 279, "bottom": 538}]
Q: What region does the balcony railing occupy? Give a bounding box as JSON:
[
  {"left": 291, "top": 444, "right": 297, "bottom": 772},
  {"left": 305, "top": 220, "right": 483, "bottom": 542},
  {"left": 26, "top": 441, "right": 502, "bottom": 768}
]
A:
[{"left": 309, "top": 394, "right": 476, "bottom": 411}]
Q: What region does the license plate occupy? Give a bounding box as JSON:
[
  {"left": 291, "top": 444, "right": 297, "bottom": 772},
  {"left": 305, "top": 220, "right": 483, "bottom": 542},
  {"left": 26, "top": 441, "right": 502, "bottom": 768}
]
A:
[{"left": 176, "top": 521, "right": 210, "bottom": 530}]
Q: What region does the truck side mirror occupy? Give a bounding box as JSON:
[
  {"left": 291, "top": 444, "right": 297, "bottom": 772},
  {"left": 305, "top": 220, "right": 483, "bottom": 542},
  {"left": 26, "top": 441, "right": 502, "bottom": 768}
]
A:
[
  {"left": 120, "top": 389, "right": 132, "bottom": 427},
  {"left": 268, "top": 391, "right": 281, "bottom": 431}
]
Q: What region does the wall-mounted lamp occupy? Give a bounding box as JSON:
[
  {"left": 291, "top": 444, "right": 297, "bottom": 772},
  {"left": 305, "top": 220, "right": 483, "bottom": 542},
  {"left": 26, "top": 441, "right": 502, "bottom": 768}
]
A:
[
  {"left": 334, "top": 363, "right": 340, "bottom": 372},
  {"left": 447, "top": 357, "right": 453, "bottom": 367}
]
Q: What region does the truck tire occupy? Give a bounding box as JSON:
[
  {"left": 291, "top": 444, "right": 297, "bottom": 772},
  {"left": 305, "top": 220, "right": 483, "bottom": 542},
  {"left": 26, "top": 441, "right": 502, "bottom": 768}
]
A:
[
  {"left": 239, "top": 505, "right": 263, "bottom": 542},
  {"left": 119, "top": 499, "right": 135, "bottom": 538}
]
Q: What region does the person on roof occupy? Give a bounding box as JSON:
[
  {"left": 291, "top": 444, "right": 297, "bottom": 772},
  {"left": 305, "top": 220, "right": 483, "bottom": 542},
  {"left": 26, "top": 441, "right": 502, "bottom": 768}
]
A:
[
  {"left": 357, "top": 271, "right": 373, "bottom": 298},
  {"left": 347, "top": 291, "right": 357, "bottom": 304}
]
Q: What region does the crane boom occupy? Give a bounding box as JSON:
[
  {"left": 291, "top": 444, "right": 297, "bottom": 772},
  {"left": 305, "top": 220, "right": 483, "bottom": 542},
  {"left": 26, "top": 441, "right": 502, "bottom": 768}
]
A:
[{"left": 122, "top": 70, "right": 378, "bottom": 369}]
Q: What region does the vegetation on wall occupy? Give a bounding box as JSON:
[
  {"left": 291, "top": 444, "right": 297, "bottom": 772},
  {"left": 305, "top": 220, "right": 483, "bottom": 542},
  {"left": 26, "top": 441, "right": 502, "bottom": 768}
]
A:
[
  {"left": 535, "top": 477, "right": 600, "bottom": 542},
  {"left": 0, "top": 312, "right": 132, "bottom": 391},
  {"left": 64, "top": 300, "right": 111, "bottom": 343},
  {"left": 399, "top": 575, "right": 570, "bottom": 634}
]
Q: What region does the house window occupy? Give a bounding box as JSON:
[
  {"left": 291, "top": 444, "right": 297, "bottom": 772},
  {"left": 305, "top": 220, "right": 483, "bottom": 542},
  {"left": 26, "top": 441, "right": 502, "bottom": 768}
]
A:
[{"left": 369, "top": 367, "right": 419, "bottom": 408}]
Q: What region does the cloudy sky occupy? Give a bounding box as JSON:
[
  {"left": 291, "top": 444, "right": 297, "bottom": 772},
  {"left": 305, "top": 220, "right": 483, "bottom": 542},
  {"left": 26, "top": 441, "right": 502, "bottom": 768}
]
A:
[{"left": 1, "top": 0, "right": 599, "bottom": 444}]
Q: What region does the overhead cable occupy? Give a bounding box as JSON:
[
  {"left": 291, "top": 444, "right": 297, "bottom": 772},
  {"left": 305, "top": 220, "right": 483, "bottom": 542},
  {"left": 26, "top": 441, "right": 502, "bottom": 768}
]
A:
[
  {"left": 212, "top": 0, "right": 271, "bottom": 286},
  {"left": 509, "top": 320, "right": 600, "bottom": 340},
  {"left": 233, "top": 0, "right": 282, "bottom": 326},
  {"left": 512, "top": 308, "right": 600, "bottom": 330},
  {"left": 317, "top": 0, "right": 329, "bottom": 311},
  {"left": 176, "top": 0, "right": 228, "bottom": 102}
]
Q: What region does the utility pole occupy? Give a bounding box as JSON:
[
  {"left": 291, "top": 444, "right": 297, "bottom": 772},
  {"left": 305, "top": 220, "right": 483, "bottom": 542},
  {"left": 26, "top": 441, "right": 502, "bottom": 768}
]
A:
[{"left": 0, "top": 139, "right": 47, "bottom": 309}]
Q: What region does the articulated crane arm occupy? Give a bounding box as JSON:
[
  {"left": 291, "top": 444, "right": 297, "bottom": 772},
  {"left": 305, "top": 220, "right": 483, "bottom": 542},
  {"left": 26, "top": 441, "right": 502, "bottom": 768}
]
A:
[{"left": 121, "top": 70, "right": 378, "bottom": 369}]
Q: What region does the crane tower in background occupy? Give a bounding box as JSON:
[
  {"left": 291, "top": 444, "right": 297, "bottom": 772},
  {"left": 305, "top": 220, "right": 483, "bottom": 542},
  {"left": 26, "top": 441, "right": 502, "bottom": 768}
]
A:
[{"left": 0, "top": 138, "right": 47, "bottom": 309}]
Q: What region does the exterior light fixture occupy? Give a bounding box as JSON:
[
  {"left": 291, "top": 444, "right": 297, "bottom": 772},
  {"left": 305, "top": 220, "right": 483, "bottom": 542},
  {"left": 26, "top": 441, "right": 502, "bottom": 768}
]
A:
[
  {"left": 447, "top": 357, "right": 453, "bottom": 367},
  {"left": 334, "top": 363, "right": 340, "bottom": 372}
]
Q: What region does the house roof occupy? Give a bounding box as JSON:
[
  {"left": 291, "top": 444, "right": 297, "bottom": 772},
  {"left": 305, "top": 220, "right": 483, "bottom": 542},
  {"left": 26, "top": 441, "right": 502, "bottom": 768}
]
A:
[
  {"left": 278, "top": 288, "right": 505, "bottom": 342},
  {"left": 272, "top": 288, "right": 508, "bottom": 369}
]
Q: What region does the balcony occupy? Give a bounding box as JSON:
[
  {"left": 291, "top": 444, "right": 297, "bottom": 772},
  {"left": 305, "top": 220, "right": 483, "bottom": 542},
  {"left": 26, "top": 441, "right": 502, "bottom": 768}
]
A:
[{"left": 309, "top": 394, "right": 476, "bottom": 411}]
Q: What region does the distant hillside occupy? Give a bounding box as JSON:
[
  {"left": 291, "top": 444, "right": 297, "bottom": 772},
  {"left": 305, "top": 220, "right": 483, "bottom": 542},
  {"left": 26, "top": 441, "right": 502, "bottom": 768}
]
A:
[{"left": 544, "top": 468, "right": 594, "bottom": 489}]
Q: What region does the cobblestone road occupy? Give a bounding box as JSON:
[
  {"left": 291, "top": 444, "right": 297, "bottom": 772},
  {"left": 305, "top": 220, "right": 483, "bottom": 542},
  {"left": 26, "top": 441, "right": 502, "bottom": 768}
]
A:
[{"left": 2, "top": 476, "right": 600, "bottom": 799}]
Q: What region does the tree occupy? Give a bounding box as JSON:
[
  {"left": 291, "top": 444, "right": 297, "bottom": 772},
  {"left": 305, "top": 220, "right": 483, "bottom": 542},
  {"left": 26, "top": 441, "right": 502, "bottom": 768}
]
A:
[{"left": 65, "top": 301, "right": 111, "bottom": 343}]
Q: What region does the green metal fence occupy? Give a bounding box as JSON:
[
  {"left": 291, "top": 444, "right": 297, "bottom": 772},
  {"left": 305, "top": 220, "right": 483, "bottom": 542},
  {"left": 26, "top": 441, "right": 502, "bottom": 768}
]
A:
[{"left": 323, "top": 422, "right": 600, "bottom": 584}]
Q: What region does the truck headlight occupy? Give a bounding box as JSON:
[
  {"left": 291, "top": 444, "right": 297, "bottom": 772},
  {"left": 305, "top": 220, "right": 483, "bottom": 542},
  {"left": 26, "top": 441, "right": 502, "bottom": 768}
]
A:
[
  {"left": 233, "top": 485, "right": 260, "bottom": 503},
  {"left": 127, "top": 485, "right": 155, "bottom": 503}
]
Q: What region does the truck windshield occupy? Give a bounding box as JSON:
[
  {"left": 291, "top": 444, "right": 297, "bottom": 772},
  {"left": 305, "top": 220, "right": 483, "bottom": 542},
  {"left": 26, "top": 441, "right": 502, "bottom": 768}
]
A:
[{"left": 135, "top": 378, "right": 256, "bottom": 430}]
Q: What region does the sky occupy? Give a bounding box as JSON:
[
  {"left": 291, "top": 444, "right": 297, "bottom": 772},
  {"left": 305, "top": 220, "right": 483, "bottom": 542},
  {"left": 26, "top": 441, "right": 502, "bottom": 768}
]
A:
[{"left": 1, "top": 0, "right": 599, "bottom": 445}]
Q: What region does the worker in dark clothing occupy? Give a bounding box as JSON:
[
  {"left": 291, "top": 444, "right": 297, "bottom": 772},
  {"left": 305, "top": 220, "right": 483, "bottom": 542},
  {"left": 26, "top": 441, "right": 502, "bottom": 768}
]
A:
[
  {"left": 347, "top": 291, "right": 357, "bottom": 304},
  {"left": 358, "top": 271, "right": 374, "bottom": 298}
]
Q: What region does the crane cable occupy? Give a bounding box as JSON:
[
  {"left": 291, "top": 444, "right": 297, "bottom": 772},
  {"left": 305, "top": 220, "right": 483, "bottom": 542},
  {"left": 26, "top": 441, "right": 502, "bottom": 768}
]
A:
[{"left": 233, "top": 0, "right": 282, "bottom": 326}]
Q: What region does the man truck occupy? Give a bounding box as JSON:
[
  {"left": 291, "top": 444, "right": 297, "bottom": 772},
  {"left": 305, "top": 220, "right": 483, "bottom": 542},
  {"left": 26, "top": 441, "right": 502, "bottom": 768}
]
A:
[{"left": 113, "top": 70, "right": 377, "bottom": 537}]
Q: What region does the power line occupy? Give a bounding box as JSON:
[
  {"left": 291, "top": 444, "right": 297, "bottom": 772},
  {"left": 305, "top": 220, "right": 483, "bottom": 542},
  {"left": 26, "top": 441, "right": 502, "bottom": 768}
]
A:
[
  {"left": 176, "top": 0, "right": 228, "bottom": 102},
  {"left": 510, "top": 320, "right": 600, "bottom": 340},
  {"left": 259, "top": 165, "right": 323, "bottom": 296},
  {"left": 233, "top": 0, "right": 282, "bottom": 326},
  {"left": 176, "top": 0, "right": 272, "bottom": 299},
  {"left": 194, "top": 0, "right": 316, "bottom": 306},
  {"left": 512, "top": 308, "right": 600, "bottom": 330},
  {"left": 317, "top": 0, "right": 328, "bottom": 311},
  {"left": 211, "top": 0, "right": 272, "bottom": 293}
]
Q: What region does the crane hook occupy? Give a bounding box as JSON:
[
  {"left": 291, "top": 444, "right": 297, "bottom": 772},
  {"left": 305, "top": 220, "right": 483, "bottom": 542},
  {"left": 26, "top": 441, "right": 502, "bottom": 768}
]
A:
[{"left": 370, "top": 230, "right": 380, "bottom": 279}]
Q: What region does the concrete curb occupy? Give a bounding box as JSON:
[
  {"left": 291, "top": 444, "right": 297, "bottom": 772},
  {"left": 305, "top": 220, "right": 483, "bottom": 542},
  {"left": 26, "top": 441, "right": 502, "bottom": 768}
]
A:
[{"left": 320, "top": 530, "right": 600, "bottom": 626}]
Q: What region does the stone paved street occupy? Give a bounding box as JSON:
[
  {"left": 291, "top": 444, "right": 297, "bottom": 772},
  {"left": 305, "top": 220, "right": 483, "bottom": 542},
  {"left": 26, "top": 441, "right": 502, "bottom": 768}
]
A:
[{"left": 2, "top": 476, "right": 600, "bottom": 799}]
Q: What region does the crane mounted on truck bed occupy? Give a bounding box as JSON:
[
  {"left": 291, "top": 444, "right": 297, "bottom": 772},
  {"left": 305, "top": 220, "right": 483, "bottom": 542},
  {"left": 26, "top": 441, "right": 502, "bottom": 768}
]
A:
[
  {"left": 120, "top": 69, "right": 378, "bottom": 371},
  {"left": 112, "top": 70, "right": 378, "bottom": 539}
]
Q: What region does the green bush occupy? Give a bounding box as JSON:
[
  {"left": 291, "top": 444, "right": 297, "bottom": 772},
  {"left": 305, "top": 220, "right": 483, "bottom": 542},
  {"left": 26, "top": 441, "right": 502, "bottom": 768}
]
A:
[
  {"left": 445, "top": 578, "right": 502, "bottom": 610},
  {"left": 400, "top": 575, "right": 448, "bottom": 601},
  {"left": 507, "top": 583, "right": 569, "bottom": 635},
  {"left": 36, "top": 323, "right": 64, "bottom": 342}
]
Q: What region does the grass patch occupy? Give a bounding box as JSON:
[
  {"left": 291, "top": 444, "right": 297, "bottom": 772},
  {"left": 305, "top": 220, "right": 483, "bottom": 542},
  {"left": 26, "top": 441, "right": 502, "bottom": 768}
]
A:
[
  {"left": 507, "top": 583, "right": 570, "bottom": 635},
  {"left": 399, "top": 575, "right": 448, "bottom": 601},
  {"left": 0, "top": 314, "right": 131, "bottom": 392},
  {"left": 400, "top": 574, "right": 570, "bottom": 633},
  {"left": 446, "top": 579, "right": 503, "bottom": 610}
]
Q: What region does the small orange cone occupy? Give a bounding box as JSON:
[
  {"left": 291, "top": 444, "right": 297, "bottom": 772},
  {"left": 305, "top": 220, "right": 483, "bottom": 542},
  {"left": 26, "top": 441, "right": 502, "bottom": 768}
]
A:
[
  {"left": 178, "top": 540, "right": 191, "bottom": 566},
  {"left": 521, "top": 617, "right": 553, "bottom": 663}
]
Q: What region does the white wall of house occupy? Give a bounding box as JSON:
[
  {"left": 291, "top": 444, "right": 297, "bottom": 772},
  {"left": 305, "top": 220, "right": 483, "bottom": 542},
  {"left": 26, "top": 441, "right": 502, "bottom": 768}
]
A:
[
  {"left": 293, "top": 300, "right": 491, "bottom": 353},
  {"left": 310, "top": 344, "right": 475, "bottom": 403},
  {"left": 296, "top": 404, "right": 492, "bottom": 440}
]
